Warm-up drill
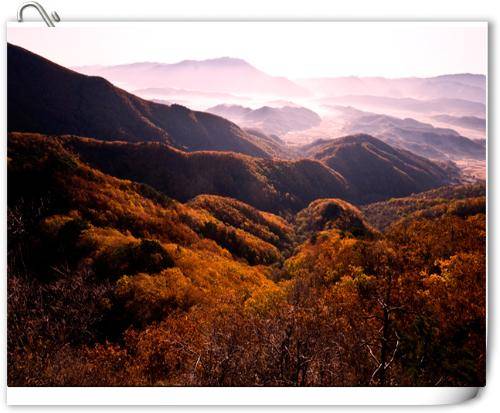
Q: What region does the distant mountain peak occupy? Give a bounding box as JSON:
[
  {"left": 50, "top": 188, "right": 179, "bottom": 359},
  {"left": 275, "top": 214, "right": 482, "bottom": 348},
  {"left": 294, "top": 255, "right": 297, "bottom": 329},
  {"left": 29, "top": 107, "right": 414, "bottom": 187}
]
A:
[
  {"left": 77, "top": 57, "right": 255, "bottom": 71},
  {"left": 172, "top": 56, "right": 255, "bottom": 69},
  {"left": 73, "top": 54, "right": 308, "bottom": 97}
]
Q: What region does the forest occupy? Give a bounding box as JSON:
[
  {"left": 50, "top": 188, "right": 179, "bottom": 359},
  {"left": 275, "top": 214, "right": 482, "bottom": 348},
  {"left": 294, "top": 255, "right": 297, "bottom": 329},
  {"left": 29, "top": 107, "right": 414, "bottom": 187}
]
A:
[{"left": 8, "top": 133, "right": 485, "bottom": 386}]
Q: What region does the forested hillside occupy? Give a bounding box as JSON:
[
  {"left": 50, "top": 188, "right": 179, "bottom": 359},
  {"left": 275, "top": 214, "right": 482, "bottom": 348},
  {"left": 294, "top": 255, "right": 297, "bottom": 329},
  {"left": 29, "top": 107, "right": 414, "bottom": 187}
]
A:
[
  {"left": 57, "top": 133, "right": 456, "bottom": 212},
  {"left": 8, "top": 133, "right": 485, "bottom": 386},
  {"left": 362, "top": 183, "right": 485, "bottom": 230}
]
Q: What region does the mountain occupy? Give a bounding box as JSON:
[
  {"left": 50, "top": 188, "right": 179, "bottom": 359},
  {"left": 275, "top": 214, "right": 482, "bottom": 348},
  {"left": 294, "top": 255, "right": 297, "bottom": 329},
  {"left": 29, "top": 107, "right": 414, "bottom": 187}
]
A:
[
  {"left": 208, "top": 104, "right": 254, "bottom": 119},
  {"left": 322, "top": 95, "right": 485, "bottom": 117},
  {"left": 300, "top": 74, "right": 486, "bottom": 103},
  {"left": 304, "top": 134, "right": 459, "bottom": 203},
  {"left": 7, "top": 43, "right": 273, "bottom": 158},
  {"left": 57, "top": 134, "right": 351, "bottom": 213},
  {"left": 52, "top": 132, "right": 456, "bottom": 210},
  {"left": 207, "top": 104, "right": 322, "bottom": 135},
  {"left": 335, "top": 107, "right": 486, "bottom": 160},
  {"left": 6, "top": 43, "right": 461, "bottom": 211},
  {"left": 74, "top": 57, "right": 308, "bottom": 97},
  {"left": 432, "top": 74, "right": 486, "bottom": 90},
  {"left": 431, "top": 114, "right": 486, "bottom": 132}
]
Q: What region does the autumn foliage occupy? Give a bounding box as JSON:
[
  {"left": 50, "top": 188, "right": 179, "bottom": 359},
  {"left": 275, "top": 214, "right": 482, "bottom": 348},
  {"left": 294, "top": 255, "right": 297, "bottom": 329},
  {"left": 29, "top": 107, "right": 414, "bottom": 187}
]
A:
[{"left": 8, "top": 133, "right": 485, "bottom": 386}]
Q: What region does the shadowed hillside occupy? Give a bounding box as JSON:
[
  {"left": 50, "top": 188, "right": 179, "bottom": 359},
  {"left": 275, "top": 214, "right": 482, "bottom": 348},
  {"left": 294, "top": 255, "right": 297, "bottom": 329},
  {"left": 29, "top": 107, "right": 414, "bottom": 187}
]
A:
[
  {"left": 58, "top": 134, "right": 352, "bottom": 213},
  {"left": 7, "top": 43, "right": 272, "bottom": 158},
  {"left": 58, "top": 133, "right": 457, "bottom": 211},
  {"left": 305, "top": 134, "right": 459, "bottom": 203}
]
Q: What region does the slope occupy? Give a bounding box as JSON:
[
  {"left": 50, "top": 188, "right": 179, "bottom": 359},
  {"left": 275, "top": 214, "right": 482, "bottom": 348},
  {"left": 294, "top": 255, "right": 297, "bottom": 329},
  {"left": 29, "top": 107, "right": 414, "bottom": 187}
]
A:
[
  {"left": 306, "top": 134, "right": 459, "bottom": 203},
  {"left": 7, "top": 43, "right": 271, "bottom": 158}
]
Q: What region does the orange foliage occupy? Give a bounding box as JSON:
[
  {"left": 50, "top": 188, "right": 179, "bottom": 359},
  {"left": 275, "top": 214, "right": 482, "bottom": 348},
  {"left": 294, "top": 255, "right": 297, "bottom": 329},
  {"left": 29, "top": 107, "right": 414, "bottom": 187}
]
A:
[{"left": 8, "top": 132, "right": 485, "bottom": 387}]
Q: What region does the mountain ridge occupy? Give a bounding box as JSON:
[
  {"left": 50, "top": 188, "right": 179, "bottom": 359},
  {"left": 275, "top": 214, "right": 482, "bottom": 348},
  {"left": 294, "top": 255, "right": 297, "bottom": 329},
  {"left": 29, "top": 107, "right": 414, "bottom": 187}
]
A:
[
  {"left": 305, "top": 134, "right": 459, "bottom": 203},
  {"left": 74, "top": 56, "right": 308, "bottom": 97},
  {"left": 207, "top": 104, "right": 322, "bottom": 135},
  {"left": 10, "top": 132, "right": 457, "bottom": 212},
  {"left": 7, "top": 43, "right": 275, "bottom": 158},
  {"left": 333, "top": 107, "right": 486, "bottom": 160}
]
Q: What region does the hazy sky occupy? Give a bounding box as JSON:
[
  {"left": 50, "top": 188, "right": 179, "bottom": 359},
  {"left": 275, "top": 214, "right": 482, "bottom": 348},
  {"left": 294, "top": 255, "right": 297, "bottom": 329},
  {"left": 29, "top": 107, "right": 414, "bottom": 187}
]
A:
[{"left": 7, "top": 22, "right": 487, "bottom": 78}]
